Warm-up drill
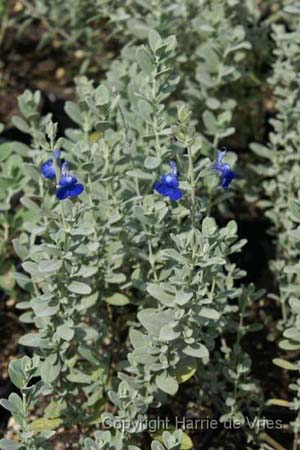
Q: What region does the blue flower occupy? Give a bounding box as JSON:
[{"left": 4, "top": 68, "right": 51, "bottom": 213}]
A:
[
  {"left": 213, "top": 149, "right": 226, "bottom": 173},
  {"left": 40, "top": 149, "right": 61, "bottom": 180},
  {"left": 154, "top": 161, "right": 183, "bottom": 201},
  {"left": 41, "top": 159, "right": 56, "bottom": 180},
  {"left": 56, "top": 162, "right": 84, "bottom": 200},
  {"left": 213, "top": 148, "right": 236, "bottom": 190}
]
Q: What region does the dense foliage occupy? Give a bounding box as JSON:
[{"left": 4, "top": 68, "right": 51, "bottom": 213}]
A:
[{"left": 0, "top": 1, "right": 300, "bottom": 449}]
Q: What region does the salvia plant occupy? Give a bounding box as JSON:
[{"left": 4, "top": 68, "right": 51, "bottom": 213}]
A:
[
  {"left": 0, "top": 356, "right": 53, "bottom": 450},
  {"left": 2, "top": 1, "right": 300, "bottom": 449},
  {"left": 11, "top": 0, "right": 266, "bottom": 150},
  {"left": 0, "top": 132, "right": 28, "bottom": 294},
  {"left": 250, "top": 3, "right": 300, "bottom": 447},
  {"left": 0, "top": 30, "right": 265, "bottom": 449},
  {"left": 101, "top": 0, "right": 274, "bottom": 218},
  {"left": 101, "top": 0, "right": 267, "bottom": 141},
  {"left": 16, "top": 0, "right": 100, "bottom": 50}
]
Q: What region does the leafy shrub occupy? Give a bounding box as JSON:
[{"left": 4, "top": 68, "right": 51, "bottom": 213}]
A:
[
  {"left": 0, "top": 31, "right": 263, "bottom": 449},
  {"left": 1, "top": 1, "right": 300, "bottom": 449},
  {"left": 250, "top": 4, "right": 300, "bottom": 445}
]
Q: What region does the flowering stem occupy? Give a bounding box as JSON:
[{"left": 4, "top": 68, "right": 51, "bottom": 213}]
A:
[
  {"left": 187, "top": 144, "right": 196, "bottom": 230},
  {"left": 119, "top": 103, "right": 157, "bottom": 279},
  {"left": 213, "top": 133, "right": 219, "bottom": 148},
  {"left": 151, "top": 65, "right": 162, "bottom": 158},
  {"left": 60, "top": 202, "right": 67, "bottom": 230},
  {"left": 148, "top": 240, "right": 158, "bottom": 282},
  {"left": 52, "top": 156, "right": 68, "bottom": 234},
  {"left": 118, "top": 101, "right": 129, "bottom": 142}
]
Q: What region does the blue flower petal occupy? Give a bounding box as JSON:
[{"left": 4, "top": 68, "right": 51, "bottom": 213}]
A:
[
  {"left": 59, "top": 175, "right": 78, "bottom": 187},
  {"left": 213, "top": 149, "right": 237, "bottom": 190},
  {"left": 41, "top": 159, "right": 56, "bottom": 180},
  {"left": 161, "top": 174, "right": 179, "bottom": 188},
  {"left": 169, "top": 187, "right": 183, "bottom": 201},
  {"left": 56, "top": 183, "right": 84, "bottom": 200},
  {"left": 169, "top": 160, "right": 178, "bottom": 176},
  {"left": 61, "top": 161, "right": 69, "bottom": 176},
  {"left": 221, "top": 164, "right": 236, "bottom": 190},
  {"left": 154, "top": 181, "right": 182, "bottom": 201},
  {"left": 154, "top": 181, "right": 172, "bottom": 197},
  {"left": 213, "top": 150, "right": 226, "bottom": 173},
  {"left": 154, "top": 160, "right": 182, "bottom": 201}
]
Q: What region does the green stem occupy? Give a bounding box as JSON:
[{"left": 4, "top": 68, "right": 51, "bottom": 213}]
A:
[
  {"left": 151, "top": 66, "right": 162, "bottom": 158},
  {"left": 213, "top": 133, "right": 219, "bottom": 149},
  {"left": 187, "top": 144, "right": 196, "bottom": 230},
  {"left": 60, "top": 202, "right": 67, "bottom": 230},
  {"left": 148, "top": 240, "right": 158, "bottom": 282}
]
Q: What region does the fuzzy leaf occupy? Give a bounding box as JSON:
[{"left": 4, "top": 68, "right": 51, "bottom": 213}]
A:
[
  {"left": 273, "top": 358, "right": 299, "bottom": 371},
  {"left": 155, "top": 372, "right": 178, "bottom": 395},
  {"left": 149, "top": 30, "right": 163, "bottom": 53},
  {"left": 104, "top": 293, "right": 130, "bottom": 306},
  {"left": 67, "top": 281, "right": 92, "bottom": 295},
  {"left": 30, "top": 417, "right": 62, "bottom": 431},
  {"left": 136, "top": 46, "right": 154, "bottom": 74},
  {"left": 41, "top": 358, "right": 61, "bottom": 384},
  {"left": 38, "top": 259, "right": 62, "bottom": 273},
  {"left": 56, "top": 324, "right": 74, "bottom": 341},
  {"left": 0, "top": 439, "right": 22, "bottom": 450},
  {"left": 199, "top": 307, "right": 220, "bottom": 320},
  {"left": 183, "top": 344, "right": 209, "bottom": 362}
]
